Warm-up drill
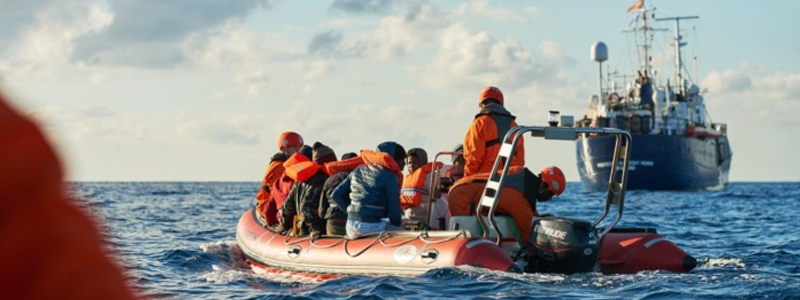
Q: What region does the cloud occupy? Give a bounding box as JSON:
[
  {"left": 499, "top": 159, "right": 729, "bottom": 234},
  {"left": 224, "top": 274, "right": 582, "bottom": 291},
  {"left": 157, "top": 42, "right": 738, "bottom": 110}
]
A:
[
  {"left": 0, "top": 1, "right": 113, "bottom": 80},
  {"left": 309, "top": 2, "right": 448, "bottom": 59},
  {"left": 700, "top": 63, "right": 800, "bottom": 125},
  {"left": 303, "top": 60, "right": 335, "bottom": 81},
  {"left": 308, "top": 30, "right": 344, "bottom": 56},
  {"left": 414, "top": 23, "right": 552, "bottom": 90},
  {"left": 452, "top": 0, "right": 533, "bottom": 23},
  {"left": 71, "top": 0, "right": 272, "bottom": 68},
  {"left": 25, "top": 104, "right": 145, "bottom": 143},
  {"left": 540, "top": 40, "right": 575, "bottom": 64},
  {"left": 0, "top": 0, "right": 52, "bottom": 46},
  {"left": 176, "top": 114, "right": 261, "bottom": 145},
  {"left": 329, "top": 0, "right": 399, "bottom": 15},
  {"left": 183, "top": 21, "right": 305, "bottom": 68}
]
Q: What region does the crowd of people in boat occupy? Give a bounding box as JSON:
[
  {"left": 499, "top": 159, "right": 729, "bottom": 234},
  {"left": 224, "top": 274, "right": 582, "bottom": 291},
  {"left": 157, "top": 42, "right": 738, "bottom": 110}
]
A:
[{"left": 254, "top": 86, "right": 567, "bottom": 243}]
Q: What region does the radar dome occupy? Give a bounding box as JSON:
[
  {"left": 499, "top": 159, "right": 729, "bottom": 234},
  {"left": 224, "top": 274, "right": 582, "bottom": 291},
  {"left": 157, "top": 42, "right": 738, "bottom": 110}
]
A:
[{"left": 591, "top": 42, "right": 608, "bottom": 62}]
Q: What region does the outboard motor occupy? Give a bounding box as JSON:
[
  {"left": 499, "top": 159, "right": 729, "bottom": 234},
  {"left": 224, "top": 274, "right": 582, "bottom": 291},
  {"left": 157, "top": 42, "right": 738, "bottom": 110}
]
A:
[{"left": 527, "top": 216, "right": 600, "bottom": 274}]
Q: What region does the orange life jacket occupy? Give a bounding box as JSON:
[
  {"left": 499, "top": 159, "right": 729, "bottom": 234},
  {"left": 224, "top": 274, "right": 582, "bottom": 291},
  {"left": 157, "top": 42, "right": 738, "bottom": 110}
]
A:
[
  {"left": 255, "top": 160, "right": 285, "bottom": 202},
  {"left": 284, "top": 161, "right": 322, "bottom": 182},
  {"left": 283, "top": 152, "right": 310, "bottom": 168},
  {"left": 322, "top": 155, "right": 364, "bottom": 176},
  {"left": 401, "top": 162, "right": 443, "bottom": 208},
  {"left": 360, "top": 150, "right": 403, "bottom": 181}
]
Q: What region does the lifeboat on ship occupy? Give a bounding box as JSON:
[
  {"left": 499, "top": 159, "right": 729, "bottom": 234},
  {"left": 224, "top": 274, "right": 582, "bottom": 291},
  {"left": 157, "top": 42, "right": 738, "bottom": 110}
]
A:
[{"left": 236, "top": 124, "right": 697, "bottom": 276}]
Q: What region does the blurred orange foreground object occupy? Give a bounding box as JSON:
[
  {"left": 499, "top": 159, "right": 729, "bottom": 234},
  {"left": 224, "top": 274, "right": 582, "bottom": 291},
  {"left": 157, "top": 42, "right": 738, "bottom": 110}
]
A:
[{"left": 0, "top": 91, "right": 137, "bottom": 299}]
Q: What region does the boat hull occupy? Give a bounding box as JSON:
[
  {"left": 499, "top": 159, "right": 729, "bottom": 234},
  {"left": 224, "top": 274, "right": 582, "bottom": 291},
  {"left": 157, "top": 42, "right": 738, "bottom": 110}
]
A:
[
  {"left": 236, "top": 209, "right": 695, "bottom": 276},
  {"left": 576, "top": 134, "right": 732, "bottom": 191},
  {"left": 236, "top": 209, "right": 517, "bottom": 276}
]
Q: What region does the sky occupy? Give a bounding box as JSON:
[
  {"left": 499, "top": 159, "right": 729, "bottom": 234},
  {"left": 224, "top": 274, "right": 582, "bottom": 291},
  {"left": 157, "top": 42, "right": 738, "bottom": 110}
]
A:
[{"left": 1, "top": 0, "right": 798, "bottom": 182}]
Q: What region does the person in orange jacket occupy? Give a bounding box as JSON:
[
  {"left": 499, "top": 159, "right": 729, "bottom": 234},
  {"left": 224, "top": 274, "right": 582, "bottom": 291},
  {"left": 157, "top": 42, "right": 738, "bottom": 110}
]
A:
[
  {"left": 0, "top": 91, "right": 136, "bottom": 299},
  {"left": 447, "top": 166, "right": 566, "bottom": 245},
  {"left": 267, "top": 145, "right": 312, "bottom": 227},
  {"left": 255, "top": 131, "right": 303, "bottom": 222},
  {"left": 463, "top": 86, "right": 524, "bottom": 177},
  {"left": 401, "top": 148, "right": 450, "bottom": 229}
]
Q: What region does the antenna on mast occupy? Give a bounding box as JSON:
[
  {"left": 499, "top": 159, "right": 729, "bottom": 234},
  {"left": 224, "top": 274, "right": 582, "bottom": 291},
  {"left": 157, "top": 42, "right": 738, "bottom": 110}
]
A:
[
  {"left": 591, "top": 42, "right": 608, "bottom": 101},
  {"left": 655, "top": 15, "right": 699, "bottom": 94}
]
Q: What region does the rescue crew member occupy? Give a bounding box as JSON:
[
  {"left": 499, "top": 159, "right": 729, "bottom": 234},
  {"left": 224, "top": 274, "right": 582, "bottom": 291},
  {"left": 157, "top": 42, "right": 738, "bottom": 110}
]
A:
[
  {"left": 332, "top": 142, "right": 406, "bottom": 239},
  {"left": 0, "top": 90, "right": 136, "bottom": 299},
  {"left": 447, "top": 144, "right": 465, "bottom": 185},
  {"left": 447, "top": 166, "right": 566, "bottom": 245},
  {"left": 255, "top": 131, "right": 303, "bottom": 223},
  {"left": 278, "top": 142, "right": 337, "bottom": 236},
  {"left": 463, "top": 86, "right": 524, "bottom": 177},
  {"left": 401, "top": 148, "right": 449, "bottom": 229}
]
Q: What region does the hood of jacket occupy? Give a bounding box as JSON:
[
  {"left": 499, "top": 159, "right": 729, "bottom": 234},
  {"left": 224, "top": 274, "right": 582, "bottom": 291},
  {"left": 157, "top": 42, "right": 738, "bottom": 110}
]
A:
[{"left": 476, "top": 103, "right": 515, "bottom": 119}]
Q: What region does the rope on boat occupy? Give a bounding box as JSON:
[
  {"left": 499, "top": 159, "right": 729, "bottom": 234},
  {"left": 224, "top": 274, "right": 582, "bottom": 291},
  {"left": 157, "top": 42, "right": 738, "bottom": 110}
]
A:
[
  {"left": 418, "top": 230, "right": 469, "bottom": 244},
  {"left": 377, "top": 232, "right": 420, "bottom": 247},
  {"left": 343, "top": 231, "right": 385, "bottom": 258},
  {"left": 283, "top": 233, "right": 311, "bottom": 246},
  {"left": 277, "top": 228, "right": 471, "bottom": 258},
  {"left": 308, "top": 235, "right": 345, "bottom": 249},
  {"left": 342, "top": 230, "right": 470, "bottom": 258}
]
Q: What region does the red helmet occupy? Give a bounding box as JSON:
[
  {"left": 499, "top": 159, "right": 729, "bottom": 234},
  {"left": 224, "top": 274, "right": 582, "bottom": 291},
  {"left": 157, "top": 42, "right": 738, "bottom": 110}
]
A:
[
  {"left": 540, "top": 166, "right": 566, "bottom": 195},
  {"left": 277, "top": 131, "right": 303, "bottom": 150},
  {"left": 479, "top": 86, "right": 504, "bottom": 106}
]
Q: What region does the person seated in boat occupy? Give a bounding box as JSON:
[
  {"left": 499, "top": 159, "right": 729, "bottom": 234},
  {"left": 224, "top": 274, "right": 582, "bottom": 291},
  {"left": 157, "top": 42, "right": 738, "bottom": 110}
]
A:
[
  {"left": 255, "top": 131, "right": 304, "bottom": 225},
  {"left": 316, "top": 152, "right": 362, "bottom": 236},
  {"left": 277, "top": 142, "right": 338, "bottom": 236},
  {"left": 332, "top": 142, "right": 406, "bottom": 239},
  {"left": 463, "top": 86, "right": 524, "bottom": 177},
  {"left": 447, "top": 166, "right": 566, "bottom": 245},
  {"left": 341, "top": 152, "right": 358, "bottom": 160},
  {"left": 269, "top": 145, "right": 313, "bottom": 227},
  {"left": 444, "top": 144, "right": 465, "bottom": 189},
  {"left": 401, "top": 148, "right": 450, "bottom": 230}
]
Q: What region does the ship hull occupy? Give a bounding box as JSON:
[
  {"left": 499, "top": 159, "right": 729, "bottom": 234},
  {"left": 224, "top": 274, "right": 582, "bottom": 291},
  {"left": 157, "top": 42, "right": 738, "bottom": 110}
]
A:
[{"left": 576, "top": 134, "right": 731, "bottom": 191}]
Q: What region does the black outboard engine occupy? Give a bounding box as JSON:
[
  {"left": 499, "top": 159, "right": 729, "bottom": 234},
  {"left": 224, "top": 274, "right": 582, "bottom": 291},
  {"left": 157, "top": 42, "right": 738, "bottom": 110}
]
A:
[{"left": 526, "top": 216, "right": 600, "bottom": 274}]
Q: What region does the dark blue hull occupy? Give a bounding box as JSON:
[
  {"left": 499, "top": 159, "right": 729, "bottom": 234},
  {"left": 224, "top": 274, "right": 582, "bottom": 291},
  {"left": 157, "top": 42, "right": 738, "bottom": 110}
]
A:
[{"left": 576, "top": 134, "right": 732, "bottom": 191}]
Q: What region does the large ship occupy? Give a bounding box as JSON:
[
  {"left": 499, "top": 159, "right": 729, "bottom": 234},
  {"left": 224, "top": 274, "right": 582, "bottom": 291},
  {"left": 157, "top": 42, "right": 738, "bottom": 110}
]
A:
[{"left": 575, "top": 3, "right": 732, "bottom": 191}]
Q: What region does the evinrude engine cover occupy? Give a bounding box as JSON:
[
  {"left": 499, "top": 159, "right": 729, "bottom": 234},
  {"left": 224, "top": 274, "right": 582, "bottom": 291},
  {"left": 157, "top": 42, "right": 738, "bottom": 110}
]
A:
[{"left": 528, "top": 217, "right": 599, "bottom": 274}]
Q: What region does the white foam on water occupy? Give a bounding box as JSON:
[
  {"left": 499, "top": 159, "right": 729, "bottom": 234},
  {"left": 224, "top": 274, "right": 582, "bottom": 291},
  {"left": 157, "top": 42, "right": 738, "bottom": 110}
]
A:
[
  {"left": 200, "top": 240, "right": 237, "bottom": 253},
  {"left": 198, "top": 264, "right": 325, "bottom": 285},
  {"left": 248, "top": 265, "right": 327, "bottom": 284},
  {"left": 199, "top": 264, "right": 252, "bottom": 283},
  {"left": 701, "top": 258, "right": 746, "bottom": 268}
]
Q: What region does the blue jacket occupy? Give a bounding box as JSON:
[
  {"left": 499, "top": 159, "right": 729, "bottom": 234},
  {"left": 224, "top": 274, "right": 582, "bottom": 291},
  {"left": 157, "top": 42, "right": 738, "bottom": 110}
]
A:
[{"left": 332, "top": 164, "right": 401, "bottom": 226}]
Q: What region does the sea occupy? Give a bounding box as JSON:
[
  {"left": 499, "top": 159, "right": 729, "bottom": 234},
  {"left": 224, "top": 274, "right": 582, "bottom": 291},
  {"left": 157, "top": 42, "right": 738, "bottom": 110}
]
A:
[{"left": 67, "top": 182, "right": 800, "bottom": 299}]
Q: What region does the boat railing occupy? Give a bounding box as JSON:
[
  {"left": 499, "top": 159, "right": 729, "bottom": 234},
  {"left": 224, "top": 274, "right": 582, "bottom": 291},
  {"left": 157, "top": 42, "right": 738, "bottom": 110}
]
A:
[
  {"left": 427, "top": 151, "right": 463, "bottom": 227},
  {"left": 476, "top": 125, "right": 632, "bottom": 246},
  {"left": 711, "top": 123, "right": 727, "bottom": 136}
]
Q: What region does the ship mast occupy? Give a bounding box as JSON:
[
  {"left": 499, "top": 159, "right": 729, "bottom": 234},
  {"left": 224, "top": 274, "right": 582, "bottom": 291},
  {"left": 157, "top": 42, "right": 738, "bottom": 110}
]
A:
[
  {"left": 624, "top": 8, "right": 665, "bottom": 81},
  {"left": 655, "top": 16, "right": 699, "bottom": 95}
]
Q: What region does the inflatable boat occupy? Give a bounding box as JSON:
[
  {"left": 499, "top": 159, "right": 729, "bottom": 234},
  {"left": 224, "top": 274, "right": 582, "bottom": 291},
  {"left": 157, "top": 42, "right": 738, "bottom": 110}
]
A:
[{"left": 237, "top": 125, "right": 697, "bottom": 276}]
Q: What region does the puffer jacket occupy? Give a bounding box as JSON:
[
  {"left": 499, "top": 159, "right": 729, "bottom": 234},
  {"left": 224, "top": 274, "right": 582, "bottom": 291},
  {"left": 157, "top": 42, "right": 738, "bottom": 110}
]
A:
[
  {"left": 331, "top": 151, "right": 402, "bottom": 226},
  {"left": 319, "top": 171, "right": 351, "bottom": 222},
  {"left": 463, "top": 103, "right": 525, "bottom": 176}
]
